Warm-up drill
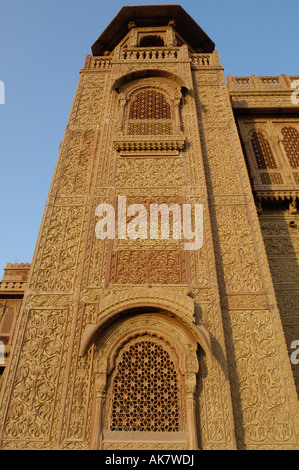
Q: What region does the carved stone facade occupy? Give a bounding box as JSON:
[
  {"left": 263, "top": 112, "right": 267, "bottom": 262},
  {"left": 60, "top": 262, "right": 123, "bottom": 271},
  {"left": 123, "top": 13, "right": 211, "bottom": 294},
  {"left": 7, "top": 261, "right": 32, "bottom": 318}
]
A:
[
  {"left": 0, "top": 263, "right": 30, "bottom": 393},
  {"left": 0, "top": 5, "right": 298, "bottom": 450}
]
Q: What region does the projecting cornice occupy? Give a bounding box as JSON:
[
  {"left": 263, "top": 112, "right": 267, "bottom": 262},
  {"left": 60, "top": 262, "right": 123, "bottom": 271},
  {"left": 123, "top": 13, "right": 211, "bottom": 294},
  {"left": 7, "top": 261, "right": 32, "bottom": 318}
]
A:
[{"left": 91, "top": 5, "right": 215, "bottom": 55}]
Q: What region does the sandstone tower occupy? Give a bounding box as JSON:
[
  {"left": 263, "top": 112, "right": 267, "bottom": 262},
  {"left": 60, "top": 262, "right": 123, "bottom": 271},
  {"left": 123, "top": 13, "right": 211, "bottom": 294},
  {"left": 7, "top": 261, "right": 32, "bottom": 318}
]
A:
[{"left": 0, "top": 5, "right": 298, "bottom": 450}]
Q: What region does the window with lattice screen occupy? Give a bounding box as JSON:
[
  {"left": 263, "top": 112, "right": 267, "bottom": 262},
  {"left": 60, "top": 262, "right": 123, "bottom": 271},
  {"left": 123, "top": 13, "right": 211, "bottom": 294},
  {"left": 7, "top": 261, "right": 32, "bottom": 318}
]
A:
[
  {"left": 109, "top": 337, "right": 182, "bottom": 432},
  {"left": 0, "top": 305, "right": 15, "bottom": 336},
  {"left": 250, "top": 130, "right": 277, "bottom": 169},
  {"left": 281, "top": 126, "right": 299, "bottom": 169},
  {"left": 127, "top": 89, "right": 174, "bottom": 136}
]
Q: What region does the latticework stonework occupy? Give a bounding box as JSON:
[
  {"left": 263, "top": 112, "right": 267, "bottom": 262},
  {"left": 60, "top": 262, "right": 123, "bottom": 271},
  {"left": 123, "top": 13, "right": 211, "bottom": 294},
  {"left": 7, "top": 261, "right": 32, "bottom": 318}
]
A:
[
  {"left": 109, "top": 337, "right": 181, "bottom": 432},
  {"left": 128, "top": 89, "right": 171, "bottom": 120},
  {"left": 250, "top": 130, "right": 277, "bottom": 169},
  {"left": 0, "top": 5, "right": 298, "bottom": 450},
  {"left": 281, "top": 126, "right": 299, "bottom": 169}
]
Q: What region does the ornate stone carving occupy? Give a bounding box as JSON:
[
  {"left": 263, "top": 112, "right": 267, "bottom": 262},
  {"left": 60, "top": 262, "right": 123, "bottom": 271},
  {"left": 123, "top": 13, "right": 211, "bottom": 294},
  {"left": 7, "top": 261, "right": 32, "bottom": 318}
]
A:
[
  {"left": 2, "top": 309, "right": 68, "bottom": 442},
  {"left": 215, "top": 205, "right": 263, "bottom": 293},
  {"left": 115, "top": 156, "right": 185, "bottom": 187},
  {"left": 229, "top": 309, "right": 298, "bottom": 445},
  {"left": 109, "top": 250, "right": 188, "bottom": 285},
  {"left": 107, "top": 336, "right": 183, "bottom": 432},
  {"left": 1, "top": 6, "right": 298, "bottom": 451},
  {"left": 29, "top": 205, "right": 84, "bottom": 292},
  {"left": 92, "top": 313, "right": 199, "bottom": 450},
  {"left": 114, "top": 136, "right": 185, "bottom": 152}
]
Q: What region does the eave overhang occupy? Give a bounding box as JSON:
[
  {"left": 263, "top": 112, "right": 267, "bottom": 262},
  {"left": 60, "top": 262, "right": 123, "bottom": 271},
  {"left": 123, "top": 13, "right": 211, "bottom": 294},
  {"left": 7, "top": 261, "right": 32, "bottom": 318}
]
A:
[{"left": 91, "top": 5, "right": 215, "bottom": 55}]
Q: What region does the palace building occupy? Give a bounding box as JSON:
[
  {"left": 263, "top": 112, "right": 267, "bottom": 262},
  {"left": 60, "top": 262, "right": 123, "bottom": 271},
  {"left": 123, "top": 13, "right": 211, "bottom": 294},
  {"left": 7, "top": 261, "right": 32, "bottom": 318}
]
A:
[{"left": 0, "top": 5, "right": 298, "bottom": 450}]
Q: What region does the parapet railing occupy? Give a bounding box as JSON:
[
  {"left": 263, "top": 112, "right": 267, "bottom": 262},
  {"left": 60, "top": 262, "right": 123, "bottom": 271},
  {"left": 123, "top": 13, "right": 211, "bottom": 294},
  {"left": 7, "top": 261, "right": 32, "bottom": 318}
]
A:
[
  {"left": 227, "top": 74, "right": 299, "bottom": 91},
  {"left": 83, "top": 48, "right": 220, "bottom": 70},
  {"left": 118, "top": 47, "right": 181, "bottom": 61},
  {"left": 191, "top": 54, "right": 213, "bottom": 66},
  {"left": 84, "top": 56, "right": 112, "bottom": 69}
]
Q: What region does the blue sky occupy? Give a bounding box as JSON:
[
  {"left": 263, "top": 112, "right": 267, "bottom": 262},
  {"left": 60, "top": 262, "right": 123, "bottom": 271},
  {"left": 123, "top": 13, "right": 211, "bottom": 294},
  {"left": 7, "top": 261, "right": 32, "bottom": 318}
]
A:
[{"left": 0, "top": 0, "right": 298, "bottom": 275}]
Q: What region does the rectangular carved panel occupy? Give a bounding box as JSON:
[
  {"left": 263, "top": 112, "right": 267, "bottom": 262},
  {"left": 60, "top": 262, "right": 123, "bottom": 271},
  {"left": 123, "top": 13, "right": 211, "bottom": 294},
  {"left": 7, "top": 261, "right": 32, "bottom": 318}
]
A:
[
  {"left": 115, "top": 157, "right": 184, "bottom": 188},
  {"left": 58, "top": 130, "right": 98, "bottom": 196},
  {"left": 259, "top": 214, "right": 299, "bottom": 394},
  {"left": 108, "top": 250, "right": 188, "bottom": 285},
  {"left": 30, "top": 205, "right": 84, "bottom": 292},
  {"left": 3, "top": 309, "right": 68, "bottom": 442},
  {"left": 229, "top": 309, "right": 298, "bottom": 446},
  {"left": 215, "top": 205, "right": 263, "bottom": 293}
]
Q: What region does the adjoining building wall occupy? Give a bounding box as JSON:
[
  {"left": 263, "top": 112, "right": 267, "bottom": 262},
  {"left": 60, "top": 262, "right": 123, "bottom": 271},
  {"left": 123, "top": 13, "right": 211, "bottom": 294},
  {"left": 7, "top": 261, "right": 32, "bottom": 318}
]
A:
[
  {"left": 0, "top": 264, "right": 30, "bottom": 391},
  {"left": 229, "top": 76, "right": 299, "bottom": 398}
]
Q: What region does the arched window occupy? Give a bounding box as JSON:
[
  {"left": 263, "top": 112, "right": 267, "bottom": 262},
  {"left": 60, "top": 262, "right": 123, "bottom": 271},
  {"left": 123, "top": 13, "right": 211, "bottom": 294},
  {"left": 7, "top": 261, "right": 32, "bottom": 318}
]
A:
[
  {"left": 139, "top": 36, "right": 164, "bottom": 47},
  {"left": 281, "top": 126, "right": 299, "bottom": 169},
  {"left": 250, "top": 130, "right": 277, "bottom": 169},
  {"left": 107, "top": 335, "right": 183, "bottom": 433},
  {"left": 92, "top": 309, "right": 202, "bottom": 449},
  {"left": 126, "top": 88, "right": 174, "bottom": 135}
]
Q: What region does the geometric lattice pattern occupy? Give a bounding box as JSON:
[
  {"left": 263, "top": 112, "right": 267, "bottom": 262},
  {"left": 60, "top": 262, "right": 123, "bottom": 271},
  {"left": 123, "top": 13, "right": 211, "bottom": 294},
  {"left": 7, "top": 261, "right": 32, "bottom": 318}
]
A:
[
  {"left": 127, "top": 121, "right": 173, "bottom": 135},
  {"left": 129, "top": 90, "right": 171, "bottom": 120},
  {"left": 110, "top": 338, "right": 181, "bottom": 432},
  {"left": 0, "top": 306, "right": 15, "bottom": 335},
  {"left": 281, "top": 126, "right": 299, "bottom": 169},
  {"left": 260, "top": 172, "right": 283, "bottom": 185},
  {"left": 251, "top": 130, "right": 277, "bottom": 169}
]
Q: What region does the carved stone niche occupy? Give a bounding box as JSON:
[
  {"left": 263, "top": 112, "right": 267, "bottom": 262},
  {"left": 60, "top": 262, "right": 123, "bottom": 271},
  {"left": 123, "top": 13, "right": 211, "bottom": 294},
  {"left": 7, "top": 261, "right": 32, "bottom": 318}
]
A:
[
  {"left": 79, "top": 288, "right": 212, "bottom": 450},
  {"left": 113, "top": 76, "right": 186, "bottom": 152}
]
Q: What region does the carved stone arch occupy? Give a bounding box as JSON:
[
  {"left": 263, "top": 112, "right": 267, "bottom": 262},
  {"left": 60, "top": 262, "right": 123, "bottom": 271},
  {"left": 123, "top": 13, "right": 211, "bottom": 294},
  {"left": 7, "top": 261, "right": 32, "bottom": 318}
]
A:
[
  {"left": 90, "top": 312, "right": 201, "bottom": 450},
  {"left": 121, "top": 76, "right": 182, "bottom": 99},
  {"left": 79, "top": 287, "right": 212, "bottom": 366},
  {"left": 111, "top": 69, "right": 188, "bottom": 91}
]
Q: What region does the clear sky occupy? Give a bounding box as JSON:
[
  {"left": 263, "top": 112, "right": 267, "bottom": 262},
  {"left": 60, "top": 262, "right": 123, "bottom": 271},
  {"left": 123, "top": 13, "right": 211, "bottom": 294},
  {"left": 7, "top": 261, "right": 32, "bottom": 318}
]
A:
[{"left": 0, "top": 0, "right": 298, "bottom": 275}]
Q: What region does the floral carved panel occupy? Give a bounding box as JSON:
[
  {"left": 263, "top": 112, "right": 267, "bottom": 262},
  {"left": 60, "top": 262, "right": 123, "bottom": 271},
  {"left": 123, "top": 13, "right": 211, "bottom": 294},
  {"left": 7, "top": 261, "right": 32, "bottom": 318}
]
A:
[
  {"left": 115, "top": 157, "right": 184, "bottom": 188},
  {"left": 215, "top": 205, "right": 263, "bottom": 293},
  {"left": 230, "top": 309, "right": 298, "bottom": 447},
  {"left": 30, "top": 205, "right": 85, "bottom": 292},
  {"left": 108, "top": 250, "right": 188, "bottom": 285},
  {"left": 2, "top": 309, "right": 68, "bottom": 443}
]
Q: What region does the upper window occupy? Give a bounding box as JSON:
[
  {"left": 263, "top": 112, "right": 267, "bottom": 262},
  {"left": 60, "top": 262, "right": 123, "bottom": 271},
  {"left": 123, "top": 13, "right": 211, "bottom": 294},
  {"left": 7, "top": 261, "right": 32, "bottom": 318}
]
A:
[
  {"left": 126, "top": 88, "right": 174, "bottom": 136},
  {"left": 129, "top": 89, "right": 171, "bottom": 120},
  {"left": 139, "top": 36, "right": 164, "bottom": 47}
]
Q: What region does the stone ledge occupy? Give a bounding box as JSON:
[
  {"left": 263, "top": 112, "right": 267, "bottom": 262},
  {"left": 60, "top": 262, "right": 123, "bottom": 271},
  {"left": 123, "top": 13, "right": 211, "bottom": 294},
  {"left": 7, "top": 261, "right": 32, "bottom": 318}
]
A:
[{"left": 114, "top": 135, "right": 186, "bottom": 152}]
